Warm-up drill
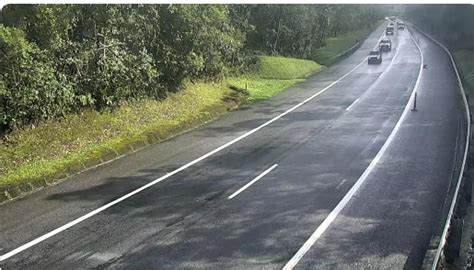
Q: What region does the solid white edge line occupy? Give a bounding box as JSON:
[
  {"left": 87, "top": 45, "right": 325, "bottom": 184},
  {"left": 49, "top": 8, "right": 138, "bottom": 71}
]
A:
[
  {"left": 282, "top": 26, "right": 421, "bottom": 270},
  {"left": 0, "top": 31, "right": 382, "bottom": 263},
  {"left": 408, "top": 24, "right": 471, "bottom": 270},
  {"left": 345, "top": 98, "right": 360, "bottom": 111},
  {"left": 228, "top": 164, "right": 278, "bottom": 200}
]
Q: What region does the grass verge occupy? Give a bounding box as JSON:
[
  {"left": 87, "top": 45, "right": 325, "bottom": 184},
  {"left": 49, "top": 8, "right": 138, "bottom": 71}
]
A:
[
  {"left": 454, "top": 49, "right": 474, "bottom": 87},
  {"left": 228, "top": 56, "right": 322, "bottom": 102},
  {"left": 0, "top": 55, "right": 321, "bottom": 192},
  {"left": 0, "top": 81, "right": 235, "bottom": 188}
]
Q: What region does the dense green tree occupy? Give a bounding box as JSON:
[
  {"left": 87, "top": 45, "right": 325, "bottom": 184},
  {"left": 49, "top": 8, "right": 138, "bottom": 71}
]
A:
[
  {"left": 0, "top": 4, "right": 384, "bottom": 132},
  {"left": 0, "top": 25, "right": 75, "bottom": 129},
  {"left": 154, "top": 5, "right": 245, "bottom": 89},
  {"left": 241, "top": 5, "right": 381, "bottom": 58}
]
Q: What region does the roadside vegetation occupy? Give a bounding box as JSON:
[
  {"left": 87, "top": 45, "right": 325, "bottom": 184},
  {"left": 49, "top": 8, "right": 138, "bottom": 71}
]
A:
[
  {"left": 403, "top": 5, "right": 474, "bottom": 87},
  {"left": 229, "top": 56, "right": 322, "bottom": 102},
  {"left": 404, "top": 6, "right": 474, "bottom": 93},
  {"left": 454, "top": 50, "right": 474, "bottom": 87},
  {"left": 403, "top": 5, "right": 474, "bottom": 50},
  {"left": 0, "top": 55, "right": 321, "bottom": 187},
  {"left": 312, "top": 27, "right": 375, "bottom": 66},
  {"left": 0, "top": 4, "right": 383, "bottom": 190}
]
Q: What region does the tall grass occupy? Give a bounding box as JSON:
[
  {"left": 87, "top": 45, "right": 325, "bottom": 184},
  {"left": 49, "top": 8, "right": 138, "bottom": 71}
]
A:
[
  {"left": 0, "top": 81, "right": 236, "bottom": 186},
  {"left": 227, "top": 55, "right": 322, "bottom": 102},
  {"left": 256, "top": 56, "right": 322, "bottom": 80},
  {"left": 0, "top": 55, "right": 321, "bottom": 188}
]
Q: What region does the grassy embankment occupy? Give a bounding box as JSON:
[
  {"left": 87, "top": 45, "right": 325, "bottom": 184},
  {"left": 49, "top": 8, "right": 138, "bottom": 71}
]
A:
[
  {"left": 454, "top": 49, "right": 474, "bottom": 87},
  {"left": 313, "top": 24, "right": 380, "bottom": 66},
  {"left": 0, "top": 24, "right": 377, "bottom": 194},
  {"left": 0, "top": 56, "right": 320, "bottom": 191},
  {"left": 229, "top": 56, "right": 321, "bottom": 102}
]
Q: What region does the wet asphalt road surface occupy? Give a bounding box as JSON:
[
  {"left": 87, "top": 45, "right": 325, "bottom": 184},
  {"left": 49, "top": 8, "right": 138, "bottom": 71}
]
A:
[{"left": 0, "top": 23, "right": 467, "bottom": 269}]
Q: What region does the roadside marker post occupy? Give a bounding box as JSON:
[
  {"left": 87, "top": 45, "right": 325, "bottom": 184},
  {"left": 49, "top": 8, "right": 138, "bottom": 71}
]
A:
[{"left": 412, "top": 92, "right": 418, "bottom": 111}]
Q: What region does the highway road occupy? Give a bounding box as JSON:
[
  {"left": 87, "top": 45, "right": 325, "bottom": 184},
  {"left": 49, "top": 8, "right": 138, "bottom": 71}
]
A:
[{"left": 0, "top": 22, "right": 467, "bottom": 269}]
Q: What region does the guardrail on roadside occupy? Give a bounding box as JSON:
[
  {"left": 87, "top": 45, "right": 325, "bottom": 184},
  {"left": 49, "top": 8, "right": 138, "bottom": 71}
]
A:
[
  {"left": 408, "top": 22, "right": 472, "bottom": 270},
  {"left": 332, "top": 40, "right": 361, "bottom": 63}
]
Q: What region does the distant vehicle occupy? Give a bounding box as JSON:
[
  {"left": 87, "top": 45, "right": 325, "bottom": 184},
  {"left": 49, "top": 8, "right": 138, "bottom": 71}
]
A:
[
  {"left": 397, "top": 22, "right": 406, "bottom": 30},
  {"left": 379, "top": 39, "right": 392, "bottom": 52},
  {"left": 389, "top": 16, "right": 396, "bottom": 22},
  {"left": 386, "top": 25, "right": 394, "bottom": 35},
  {"left": 368, "top": 50, "right": 382, "bottom": 64}
]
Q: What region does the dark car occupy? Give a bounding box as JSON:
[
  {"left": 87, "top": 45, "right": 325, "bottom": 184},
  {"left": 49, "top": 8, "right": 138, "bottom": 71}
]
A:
[
  {"left": 379, "top": 39, "right": 392, "bottom": 52},
  {"left": 368, "top": 50, "right": 382, "bottom": 64},
  {"left": 397, "top": 22, "right": 405, "bottom": 30},
  {"left": 386, "top": 25, "right": 394, "bottom": 35}
]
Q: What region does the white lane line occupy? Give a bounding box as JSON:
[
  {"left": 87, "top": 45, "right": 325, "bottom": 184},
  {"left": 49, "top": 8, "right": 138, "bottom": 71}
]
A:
[
  {"left": 0, "top": 42, "right": 373, "bottom": 263},
  {"left": 344, "top": 32, "right": 402, "bottom": 113},
  {"left": 282, "top": 27, "right": 422, "bottom": 270},
  {"left": 228, "top": 164, "right": 278, "bottom": 200},
  {"left": 345, "top": 99, "right": 360, "bottom": 111}
]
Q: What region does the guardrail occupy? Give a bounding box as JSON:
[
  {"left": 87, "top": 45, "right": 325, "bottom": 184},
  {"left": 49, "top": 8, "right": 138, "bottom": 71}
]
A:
[
  {"left": 408, "top": 22, "right": 472, "bottom": 270},
  {"left": 332, "top": 40, "right": 361, "bottom": 63}
]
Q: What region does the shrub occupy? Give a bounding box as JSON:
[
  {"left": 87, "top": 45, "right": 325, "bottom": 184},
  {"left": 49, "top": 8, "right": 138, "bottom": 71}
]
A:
[{"left": 0, "top": 25, "right": 75, "bottom": 130}]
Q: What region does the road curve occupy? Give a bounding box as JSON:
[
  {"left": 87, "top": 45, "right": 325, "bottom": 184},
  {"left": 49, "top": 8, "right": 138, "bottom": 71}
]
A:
[
  {"left": 291, "top": 26, "right": 466, "bottom": 269},
  {"left": 0, "top": 22, "right": 465, "bottom": 269}
]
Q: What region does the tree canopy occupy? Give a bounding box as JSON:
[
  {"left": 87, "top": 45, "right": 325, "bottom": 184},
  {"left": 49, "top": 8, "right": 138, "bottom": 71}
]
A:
[
  {"left": 403, "top": 4, "right": 474, "bottom": 50},
  {"left": 0, "top": 4, "right": 383, "bottom": 131}
]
